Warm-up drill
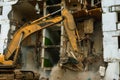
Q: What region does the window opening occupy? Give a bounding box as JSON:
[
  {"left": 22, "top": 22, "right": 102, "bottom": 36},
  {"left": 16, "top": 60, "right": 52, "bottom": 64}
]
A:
[{"left": 0, "top": 6, "right": 3, "bottom": 15}]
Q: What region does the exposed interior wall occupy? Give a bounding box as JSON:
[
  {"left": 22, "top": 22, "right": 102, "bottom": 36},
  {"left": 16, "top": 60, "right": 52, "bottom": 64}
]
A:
[{"left": 8, "top": 0, "right": 62, "bottom": 74}]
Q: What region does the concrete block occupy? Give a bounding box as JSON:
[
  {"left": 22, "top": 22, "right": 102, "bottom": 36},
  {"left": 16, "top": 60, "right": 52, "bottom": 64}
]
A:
[
  {"left": 115, "top": 0, "right": 120, "bottom": 5},
  {"left": 103, "top": 31, "right": 120, "bottom": 61},
  {"left": 84, "top": 18, "right": 93, "bottom": 33},
  {"left": 102, "top": 0, "right": 120, "bottom": 13},
  {"left": 102, "top": 0, "right": 115, "bottom": 7},
  {"left": 102, "top": 13, "right": 117, "bottom": 31},
  {"left": 102, "top": 0, "right": 114, "bottom": 13},
  {"left": 102, "top": 0, "right": 120, "bottom": 7},
  {"left": 102, "top": 7, "right": 109, "bottom": 13}
]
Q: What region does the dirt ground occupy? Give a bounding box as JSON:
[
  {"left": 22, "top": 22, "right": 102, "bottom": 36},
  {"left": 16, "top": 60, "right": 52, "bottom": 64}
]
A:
[{"left": 49, "top": 65, "right": 101, "bottom": 80}]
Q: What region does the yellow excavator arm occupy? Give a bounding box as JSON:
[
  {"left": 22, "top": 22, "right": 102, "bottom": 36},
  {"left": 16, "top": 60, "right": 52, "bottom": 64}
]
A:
[
  {"left": 5, "top": 16, "right": 63, "bottom": 60},
  {"left": 0, "top": 8, "right": 82, "bottom": 69},
  {"left": 62, "top": 9, "right": 79, "bottom": 53},
  {"left": 0, "top": 11, "right": 63, "bottom": 65}
]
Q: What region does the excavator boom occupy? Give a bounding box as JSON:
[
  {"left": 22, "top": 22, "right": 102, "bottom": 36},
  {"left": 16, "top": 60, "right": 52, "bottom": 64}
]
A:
[
  {"left": 0, "top": 8, "right": 88, "bottom": 80},
  {"left": 2, "top": 8, "right": 83, "bottom": 72},
  {"left": 5, "top": 8, "right": 80, "bottom": 61},
  {"left": 5, "top": 16, "right": 63, "bottom": 60}
]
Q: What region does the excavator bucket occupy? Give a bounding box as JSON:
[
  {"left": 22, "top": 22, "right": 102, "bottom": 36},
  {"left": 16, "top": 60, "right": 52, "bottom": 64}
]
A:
[
  {"left": 0, "top": 54, "right": 13, "bottom": 65},
  {"left": 0, "top": 54, "right": 4, "bottom": 63}
]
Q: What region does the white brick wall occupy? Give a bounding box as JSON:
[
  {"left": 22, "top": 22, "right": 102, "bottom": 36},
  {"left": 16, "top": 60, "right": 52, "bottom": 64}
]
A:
[
  {"left": 102, "top": 0, "right": 120, "bottom": 61},
  {"left": 0, "top": 0, "right": 17, "bottom": 53},
  {"left": 102, "top": 12, "right": 117, "bottom": 31},
  {"left": 102, "top": 1, "right": 120, "bottom": 79},
  {"left": 103, "top": 31, "right": 120, "bottom": 61}
]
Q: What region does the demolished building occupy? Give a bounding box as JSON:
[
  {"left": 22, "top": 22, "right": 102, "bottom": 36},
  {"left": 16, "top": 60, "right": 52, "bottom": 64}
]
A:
[{"left": 0, "top": 0, "right": 120, "bottom": 80}]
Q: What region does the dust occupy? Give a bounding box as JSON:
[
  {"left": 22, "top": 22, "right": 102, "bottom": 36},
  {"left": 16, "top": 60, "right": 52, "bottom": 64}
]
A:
[{"left": 49, "top": 65, "right": 101, "bottom": 80}]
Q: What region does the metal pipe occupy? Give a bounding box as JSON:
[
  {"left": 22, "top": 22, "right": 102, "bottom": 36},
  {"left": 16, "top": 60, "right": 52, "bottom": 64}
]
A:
[
  {"left": 60, "top": 0, "right": 65, "bottom": 57},
  {"left": 41, "top": 0, "right": 46, "bottom": 69},
  {"left": 31, "top": 8, "right": 63, "bottom": 24}
]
